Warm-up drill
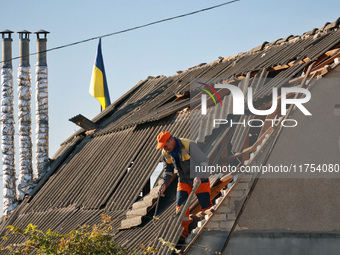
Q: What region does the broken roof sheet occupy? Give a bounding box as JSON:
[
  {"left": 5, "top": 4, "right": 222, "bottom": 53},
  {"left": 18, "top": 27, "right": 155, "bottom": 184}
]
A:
[{"left": 60, "top": 19, "right": 340, "bottom": 146}]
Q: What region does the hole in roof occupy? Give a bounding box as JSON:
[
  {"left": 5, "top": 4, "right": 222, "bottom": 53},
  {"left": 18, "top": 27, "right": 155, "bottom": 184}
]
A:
[
  {"left": 137, "top": 162, "right": 163, "bottom": 200},
  {"left": 266, "top": 69, "right": 282, "bottom": 79},
  {"left": 151, "top": 162, "right": 163, "bottom": 188},
  {"left": 127, "top": 161, "right": 134, "bottom": 172}
]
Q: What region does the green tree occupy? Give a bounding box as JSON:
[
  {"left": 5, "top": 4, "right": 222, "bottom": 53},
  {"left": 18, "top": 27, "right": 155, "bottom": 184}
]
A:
[{"left": 1, "top": 214, "right": 129, "bottom": 255}]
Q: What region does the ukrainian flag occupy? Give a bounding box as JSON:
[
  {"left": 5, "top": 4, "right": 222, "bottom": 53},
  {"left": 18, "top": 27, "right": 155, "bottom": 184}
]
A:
[{"left": 89, "top": 38, "right": 111, "bottom": 110}]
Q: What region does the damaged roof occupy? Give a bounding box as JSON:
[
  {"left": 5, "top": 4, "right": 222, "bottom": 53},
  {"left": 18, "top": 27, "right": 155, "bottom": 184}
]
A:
[{"left": 1, "top": 17, "right": 340, "bottom": 254}]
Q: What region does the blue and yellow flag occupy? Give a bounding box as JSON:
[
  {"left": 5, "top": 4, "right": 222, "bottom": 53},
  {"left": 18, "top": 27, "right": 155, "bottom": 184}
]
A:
[{"left": 89, "top": 38, "right": 111, "bottom": 110}]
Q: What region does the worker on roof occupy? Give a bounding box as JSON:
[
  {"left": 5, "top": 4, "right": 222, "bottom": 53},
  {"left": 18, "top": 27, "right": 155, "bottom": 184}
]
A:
[{"left": 156, "top": 131, "right": 213, "bottom": 238}]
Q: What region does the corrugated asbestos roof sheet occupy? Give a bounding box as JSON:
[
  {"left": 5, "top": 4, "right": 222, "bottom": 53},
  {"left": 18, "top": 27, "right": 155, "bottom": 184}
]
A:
[
  {"left": 115, "top": 180, "right": 179, "bottom": 251},
  {"left": 2, "top": 18, "right": 340, "bottom": 254},
  {"left": 60, "top": 19, "right": 340, "bottom": 147}
]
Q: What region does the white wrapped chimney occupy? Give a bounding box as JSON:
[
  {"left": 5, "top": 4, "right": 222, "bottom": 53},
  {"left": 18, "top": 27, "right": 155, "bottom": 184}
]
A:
[
  {"left": 17, "top": 30, "right": 34, "bottom": 200},
  {"left": 35, "top": 30, "right": 49, "bottom": 179},
  {"left": 1, "top": 30, "right": 18, "bottom": 215}
]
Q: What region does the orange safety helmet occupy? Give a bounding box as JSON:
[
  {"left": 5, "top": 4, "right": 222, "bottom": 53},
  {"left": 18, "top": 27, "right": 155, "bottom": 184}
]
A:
[{"left": 156, "top": 131, "right": 171, "bottom": 149}]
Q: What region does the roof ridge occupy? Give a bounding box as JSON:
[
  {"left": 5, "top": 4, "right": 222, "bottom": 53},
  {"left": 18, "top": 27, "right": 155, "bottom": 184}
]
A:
[{"left": 174, "top": 17, "right": 340, "bottom": 77}]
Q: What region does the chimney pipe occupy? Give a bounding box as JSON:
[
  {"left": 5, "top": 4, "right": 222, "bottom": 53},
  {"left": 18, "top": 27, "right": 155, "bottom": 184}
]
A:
[
  {"left": 1, "top": 30, "right": 18, "bottom": 215},
  {"left": 2, "top": 30, "right": 13, "bottom": 68},
  {"left": 17, "top": 30, "right": 34, "bottom": 200},
  {"left": 35, "top": 30, "right": 49, "bottom": 179}
]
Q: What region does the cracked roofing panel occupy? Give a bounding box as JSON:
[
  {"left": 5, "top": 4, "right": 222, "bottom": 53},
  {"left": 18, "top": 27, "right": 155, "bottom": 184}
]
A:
[{"left": 61, "top": 23, "right": 340, "bottom": 146}]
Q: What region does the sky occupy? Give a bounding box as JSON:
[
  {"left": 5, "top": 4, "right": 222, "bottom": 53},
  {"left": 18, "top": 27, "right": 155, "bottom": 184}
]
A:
[{"left": 0, "top": 0, "right": 339, "bottom": 214}]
